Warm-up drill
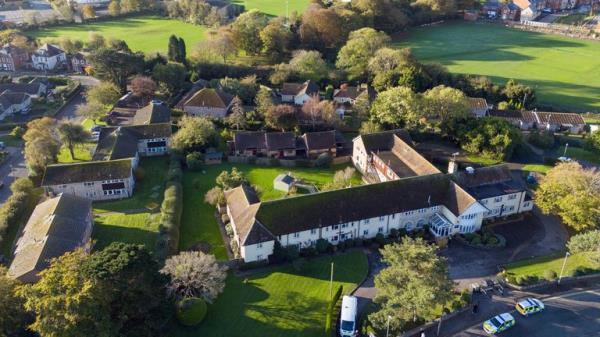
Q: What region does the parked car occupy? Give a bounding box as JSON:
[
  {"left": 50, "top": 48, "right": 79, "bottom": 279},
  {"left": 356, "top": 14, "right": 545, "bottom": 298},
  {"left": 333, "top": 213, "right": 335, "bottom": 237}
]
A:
[
  {"left": 90, "top": 125, "right": 102, "bottom": 133},
  {"left": 516, "top": 298, "right": 545, "bottom": 316},
  {"left": 339, "top": 295, "right": 358, "bottom": 337},
  {"left": 90, "top": 131, "right": 100, "bottom": 141},
  {"left": 483, "top": 313, "right": 515, "bottom": 334}
]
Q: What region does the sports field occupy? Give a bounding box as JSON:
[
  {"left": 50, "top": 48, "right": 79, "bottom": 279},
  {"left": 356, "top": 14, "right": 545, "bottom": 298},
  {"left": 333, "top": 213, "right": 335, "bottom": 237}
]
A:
[
  {"left": 231, "top": 0, "right": 311, "bottom": 16},
  {"left": 395, "top": 22, "right": 600, "bottom": 111},
  {"left": 27, "top": 15, "right": 207, "bottom": 54}
]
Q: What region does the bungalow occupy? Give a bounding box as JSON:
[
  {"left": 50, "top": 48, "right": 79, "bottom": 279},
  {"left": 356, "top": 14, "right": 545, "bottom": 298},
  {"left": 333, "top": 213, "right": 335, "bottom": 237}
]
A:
[
  {"left": 333, "top": 84, "right": 375, "bottom": 118},
  {"left": 0, "top": 43, "right": 29, "bottom": 71},
  {"left": 468, "top": 97, "right": 490, "bottom": 118},
  {"left": 42, "top": 159, "right": 135, "bottom": 201},
  {"left": 132, "top": 100, "right": 171, "bottom": 125},
  {"left": 231, "top": 131, "right": 297, "bottom": 158},
  {"left": 8, "top": 194, "right": 93, "bottom": 283},
  {"left": 0, "top": 90, "right": 31, "bottom": 121},
  {"left": 183, "top": 88, "right": 235, "bottom": 119},
  {"left": 488, "top": 109, "right": 537, "bottom": 130},
  {"left": 31, "top": 44, "right": 67, "bottom": 71},
  {"left": 281, "top": 80, "right": 319, "bottom": 105},
  {"left": 174, "top": 79, "right": 209, "bottom": 110},
  {"left": 489, "top": 110, "right": 586, "bottom": 133},
  {"left": 226, "top": 174, "right": 488, "bottom": 262},
  {"left": 92, "top": 123, "right": 172, "bottom": 163},
  {"left": 301, "top": 130, "right": 337, "bottom": 158}
]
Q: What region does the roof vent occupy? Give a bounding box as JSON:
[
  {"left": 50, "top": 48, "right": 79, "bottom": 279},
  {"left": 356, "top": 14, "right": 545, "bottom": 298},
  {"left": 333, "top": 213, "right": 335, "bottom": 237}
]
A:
[{"left": 466, "top": 167, "right": 475, "bottom": 174}]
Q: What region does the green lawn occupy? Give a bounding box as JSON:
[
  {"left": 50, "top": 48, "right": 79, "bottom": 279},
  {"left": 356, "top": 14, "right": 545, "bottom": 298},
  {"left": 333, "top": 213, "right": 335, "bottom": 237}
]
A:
[
  {"left": 559, "top": 146, "right": 600, "bottom": 165},
  {"left": 170, "top": 251, "right": 368, "bottom": 337},
  {"left": 91, "top": 157, "right": 168, "bottom": 250},
  {"left": 57, "top": 142, "right": 95, "bottom": 163},
  {"left": 81, "top": 118, "right": 107, "bottom": 130},
  {"left": 521, "top": 164, "right": 553, "bottom": 174},
  {"left": 465, "top": 154, "right": 501, "bottom": 166},
  {"left": 27, "top": 15, "right": 208, "bottom": 54},
  {"left": 180, "top": 163, "right": 361, "bottom": 260},
  {"left": 395, "top": 22, "right": 600, "bottom": 111},
  {"left": 230, "top": 0, "right": 310, "bottom": 16},
  {"left": 504, "top": 252, "right": 599, "bottom": 279}
]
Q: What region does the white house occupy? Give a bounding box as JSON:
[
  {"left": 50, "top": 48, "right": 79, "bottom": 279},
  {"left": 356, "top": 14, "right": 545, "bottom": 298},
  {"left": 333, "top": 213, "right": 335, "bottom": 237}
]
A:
[
  {"left": 31, "top": 44, "right": 67, "bottom": 71},
  {"left": 281, "top": 80, "right": 319, "bottom": 105},
  {"left": 333, "top": 84, "right": 374, "bottom": 118}
]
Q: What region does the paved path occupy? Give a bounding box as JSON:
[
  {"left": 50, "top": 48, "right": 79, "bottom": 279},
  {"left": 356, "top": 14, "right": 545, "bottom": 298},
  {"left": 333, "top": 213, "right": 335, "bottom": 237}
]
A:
[{"left": 0, "top": 147, "right": 27, "bottom": 204}]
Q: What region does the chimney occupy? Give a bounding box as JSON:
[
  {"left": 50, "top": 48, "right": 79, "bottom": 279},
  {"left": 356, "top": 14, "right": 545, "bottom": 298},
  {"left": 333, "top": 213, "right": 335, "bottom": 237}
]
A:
[{"left": 448, "top": 160, "right": 458, "bottom": 174}]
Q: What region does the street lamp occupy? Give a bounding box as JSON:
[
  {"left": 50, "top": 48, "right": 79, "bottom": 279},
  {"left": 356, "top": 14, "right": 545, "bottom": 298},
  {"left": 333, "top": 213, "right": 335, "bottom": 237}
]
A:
[
  {"left": 558, "top": 251, "right": 571, "bottom": 285},
  {"left": 386, "top": 315, "right": 391, "bottom": 337},
  {"left": 563, "top": 143, "right": 569, "bottom": 157}
]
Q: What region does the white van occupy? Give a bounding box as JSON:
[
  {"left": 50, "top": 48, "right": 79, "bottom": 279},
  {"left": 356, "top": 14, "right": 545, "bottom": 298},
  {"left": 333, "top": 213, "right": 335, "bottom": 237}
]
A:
[{"left": 339, "top": 295, "right": 358, "bottom": 337}]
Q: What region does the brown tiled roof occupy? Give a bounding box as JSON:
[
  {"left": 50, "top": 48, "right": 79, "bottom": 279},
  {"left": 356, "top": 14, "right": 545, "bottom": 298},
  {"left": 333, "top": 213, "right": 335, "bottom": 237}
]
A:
[
  {"left": 281, "top": 80, "right": 319, "bottom": 96},
  {"left": 468, "top": 97, "right": 488, "bottom": 110},
  {"left": 8, "top": 194, "right": 91, "bottom": 283},
  {"left": 265, "top": 132, "right": 295, "bottom": 150},
  {"left": 358, "top": 129, "right": 413, "bottom": 153},
  {"left": 333, "top": 85, "right": 363, "bottom": 100},
  {"left": 513, "top": 0, "right": 531, "bottom": 10},
  {"left": 373, "top": 134, "right": 440, "bottom": 179},
  {"left": 302, "top": 130, "right": 336, "bottom": 151},
  {"left": 488, "top": 110, "right": 537, "bottom": 123},
  {"left": 536, "top": 112, "right": 585, "bottom": 126},
  {"left": 225, "top": 185, "right": 273, "bottom": 246},
  {"left": 133, "top": 101, "right": 171, "bottom": 125},
  {"left": 233, "top": 131, "right": 266, "bottom": 151},
  {"left": 42, "top": 159, "right": 133, "bottom": 186},
  {"left": 184, "top": 88, "right": 234, "bottom": 108}
]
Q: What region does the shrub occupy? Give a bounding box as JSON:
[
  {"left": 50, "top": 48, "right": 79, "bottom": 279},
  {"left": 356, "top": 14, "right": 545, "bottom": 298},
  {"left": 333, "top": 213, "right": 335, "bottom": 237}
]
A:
[
  {"left": 10, "top": 126, "right": 25, "bottom": 138},
  {"left": 316, "top": 238, "right": 330, "bottom": 254},
  {"left": 167, "top": 159, "right": 183, "bottom": 182},
  {"left": 388, "top": 228, "right": 399, "bottom": 239},
  {"left": 375, "top": 233, "right": 385, "bottom": 246},
  {"left": 155, "top": 158, "right": 184, "bottom": 260},
  {"left": 567, "top": 230, "right": 600, "bottom": 254},
  {"left": 204, "top": 187, "right": 225, "bottom": 206},
  {"left": 221, "top": 214, "right": 229, "bottom": 224},
  {"left": 186, "top": 152, "right": 204, "bottom": 171},
  {"left": 315, "top": 152, "right": 333, "bottom": 167},
  {"left": 238, "top": 260, "right": 269, "bottom": 271},
  {"left": 544, "top": 270, "right": 557, "bottom": 281},
  {"left": 486, "top": 236, "right": 499, "bottom": 245},
  {"left": 284, "top": 245, "right": 300, "bottom": 261},
  {"left": 505, "top": 275, "right": 516, "bottom": 284},
  {"left": 471, "top": 236, "right": 482, "bottom": 246},
  {"left": 574, "top": 267, "right": 595, "bottom": 277},
  {"left": 344, "top": 238, "right": 355, "bottom": 248},
  {"left": 325, "top": 285, "right": 344, "bottom": 335},
  {"left": 176, "top": 298, "right": 208, "bottom": 326},
  {"left": 337, "top": 240, "right": 346, "bottom": 251},
  {"left": 0, "top": 179, "right": 36, "bottom": 247},
  {"left": 292, "top": 257, "right": 307, "bottom": 272},
  {"left": 527, "top": 130, "right": 555, "bottom": 149},
  {"left": 300, "top": 247, "right": 318, "bottom": 257},
  {"left": 225, "top": 223, "right": 233, "bottom": 237},
  {"left": 230, "top": 238, "right": 240, "bottom": 258}
]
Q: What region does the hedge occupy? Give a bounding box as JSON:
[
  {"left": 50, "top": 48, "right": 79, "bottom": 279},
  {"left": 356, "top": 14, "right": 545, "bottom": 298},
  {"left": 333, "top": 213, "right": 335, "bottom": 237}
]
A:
[
  {"left": 325, "top": 285, "right": 344, "bottom": 335},
  {"left": 155, "top": 158, "right": 184, "bottom": 261},
  {"left": 0, "top": 178, "right": 36, "bottom": 251}
]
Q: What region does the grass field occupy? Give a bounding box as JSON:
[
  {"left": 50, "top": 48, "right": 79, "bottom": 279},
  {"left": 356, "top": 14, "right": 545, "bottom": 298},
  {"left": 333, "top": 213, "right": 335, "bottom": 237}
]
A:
[
  {"left": 230, "top": 0, "right": 311, "bottom": 16},
  {"left": 559, "top": 146, "right": 600, "bottom": 165},
  {"left": 27, "top": 16, "right": 208, "bottom": 54},
  {"left": 57, "top": 142, "right": 95, "bottom": 163},
  {"left": 395, "top": 22, "right": 600, "bottom": 111},
  {"left": 180, "top": 163, "right": 361, "bottom": 260},
  {"left": 170, "top": 250, "right": 368, "bottom": 337},
  {"left": 504, "top": 251, "right": 599, "bottom": 279},
  {"left": 521, "top": 164, "right": 553, "bottom": 174}
]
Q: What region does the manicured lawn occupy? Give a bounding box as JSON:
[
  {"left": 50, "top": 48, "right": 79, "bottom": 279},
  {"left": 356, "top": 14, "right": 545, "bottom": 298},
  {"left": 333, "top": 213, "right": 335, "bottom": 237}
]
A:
[
  {"left": 57, "top": 142, "right": 95, "bottom": 163},
  {"left": 170, "top": 250, "right": 368, "bottom": 337},
  {"left": 395, "top": 22, "right": 600, "bottom": 111},
  {"left": 465, "top": 154, "right": 501, "bottom": 166},
  {"left": 27, "top": 15, "right": 208, "bottom": 54},
  {"left": 504, "top": 252, "right": 599, "bottom": 279},
  {"left": 179, "top": 163, "right": 362, "bottom": 260},
  {"left": 93, "top": 212, "right": 160, "bottom": 250},
  {"left": 81, "top": 118, "right": 107, "bottom": 130},
  {"left": 559, "top": 146, "right": 600, "bottom": 165},
  {"left": 230, "top": 0, "right": 311, "bottom": 16},
  {"left": 521, "top": 164, "right": 553, "bottom": 174}
]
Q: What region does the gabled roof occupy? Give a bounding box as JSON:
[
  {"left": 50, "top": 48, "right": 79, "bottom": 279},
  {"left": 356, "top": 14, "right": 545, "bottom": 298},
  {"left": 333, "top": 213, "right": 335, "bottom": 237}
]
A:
[
  {"left": 8, "top": 194, "right": 92, "bottom": 283},
  {"left": 281, "top": 80, "right": 319, "bottom": 96},
  {"left": 34, "top": 43, "right": 65, "bottom": 57},
  {"left": 373, "top": 134, "right": 441, "bottom": 179},
  {"left": 133, "top": 101, "right": 171, "bottom": 125},
  {"left": 184, "top": 88, "right": 234, "bottom": 109},
  {"left": 42, "top": 159, "right": 133, "bottom": 186},
  {"left": 452, "top": 164, "right": 525, "bottom": 200},
  {"left": 92, "top": 123, "right": 171, "bottom": 161},
  {"left": 467, "top": 97, "right": 488, "bottom": 110},
  {"left": 513, "top": 0, "right": 531, "bottom": 10},
  {"left": 302, "top": 130, "right": 336, "bottom": 151},
  {"left": 0, "top": 90, "right": 29, "bottom": 105},
  {"left": 535, "top": 112, "right": 585, "bottom": 126},
  {"left": 488, "top": 110, "right": 537, "bottom": 124},
  {"left": 225, "top": 184, "right": 273, "bottom": 246},
  {"left": 333, "top": 85, "right": 364, "bottom": 100},
  {"left": 234, "top": 131, "right": 267, "bottom": 151},
  {"left": 356, "top": 129, "right": 413, "bottom": 153},
  {"left": 0, "top": 82, "right": 45, "bottom": 96},
  {"left": 265, "top": 132, "right": 295, "bottom": 150}
]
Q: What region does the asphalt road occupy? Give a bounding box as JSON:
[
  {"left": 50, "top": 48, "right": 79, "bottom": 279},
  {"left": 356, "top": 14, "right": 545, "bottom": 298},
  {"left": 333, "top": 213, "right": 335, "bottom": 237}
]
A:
[
  {"left": 453, "top": 287, "right": 600, "bottom": 337},
  {"left": 0, "top": 147, "right": 27, "bottom": 204}
]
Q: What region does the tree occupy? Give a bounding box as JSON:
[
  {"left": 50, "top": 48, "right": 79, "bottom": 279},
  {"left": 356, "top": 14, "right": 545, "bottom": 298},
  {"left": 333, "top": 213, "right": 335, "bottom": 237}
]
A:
[
  {"left": 370, "top": 237, "right": 454, "bottom": 334},
  {"left": 85, "top": 81, "right": 121, "bottom": 107},
  {"left": 152, "top": 62, "right": 187, "bottom": 94},
  {"left": 204, "top": 186, "right": 225, "bottom": 206},
  {"left": 231, "top": 10, "right": 268, "bottom": 55},
  {"left": 58, "top": 123, "right": 90, "bottom": 160},
  {"left": 86, "top": 33, "right": 106, "bottom": 50},
  {"left": 171, "top": 116, "right": 217, "bottom": 153},
  {"left": 450, "top": 117, "right": 521, "bottom": 160},
  {"left": 130, "top": 75, "right": 157, "bottom": 99},
  {"left": 536, "top": 162, "right": 600, "bottom": 232},
  {"left": 368, "top": 47, "right": 412, "bottom": 74},
  {"left": 421, "top": 85, "right": 471, "bottom": 133},
  {"left": 88, "top": 48, "right": 144, "bottom": 93},
  {"left": 254, "top": 87, "right": 274, "bottom": 119},
  {"left": 168, "top": 35, "right": 186, "bottom": 63},
  {"left": 226, "top": 97, "right": 247, "bottom": 130},
  {"left": 299, "top": 5, "right": 345, "bottom": 52},
  {"left": 370, "top": 86, "right": 422, "bottom": 128},
  {"left": 0, "top": 266, "right": 31, "bottom": 337},
  {"left": 194, "top": 30, "right": 236, "bottom": 64},
  {"left": 585, "top": 129, "right": 600, "bottom": 152},
  {"left": 108, "top": 0, "right": 120, "bottom": 16},
  {"left": 359, "top": 120, "right": 383, "bottom": 135},
  {"left": 322, "top": 167, "right": 356, "bottom": 191},
  {"left": 301, "top": 95, "right": 339, "bottom": 128},
  {"left": 76, "top": 101, "right": 106, "bottom": 122},
  {"left": 160, "top": 251, "right": 227, "bottom": 302},
  {"left": 23, "top": 117, "right": 60, "bottom": 176},
  {"left": 336, "top": 28, "right": 390, "bottom": 80},
  {"left": 502, "top": 79, "right": 535, "bottom": 110},
  {"left": 567, "top": 230, "right": 600, "bottom": 257},
  {"left": 81, "top": 4, "right": 95, "bottom": 19},
  {"left": 265, "top": 104, "right": 297, "bottom": 131},
  {"left": 288, "top": 50, "right": 329, "bottom": 82},
  {"left": 216, "top": 167, "right": 247, "bottom": 189},
  {"left": 260, "top": 18, "right": 292, "bottom": 62}
]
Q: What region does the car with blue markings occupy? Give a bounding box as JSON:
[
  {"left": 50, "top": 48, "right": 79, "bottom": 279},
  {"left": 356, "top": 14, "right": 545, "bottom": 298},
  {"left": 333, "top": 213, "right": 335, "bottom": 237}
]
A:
[
  {"left": 483, "top": 312, "right": 516, "bottom": 334},
  {"left": 516, "top": 298, "right": 545, "bottom": 316}
]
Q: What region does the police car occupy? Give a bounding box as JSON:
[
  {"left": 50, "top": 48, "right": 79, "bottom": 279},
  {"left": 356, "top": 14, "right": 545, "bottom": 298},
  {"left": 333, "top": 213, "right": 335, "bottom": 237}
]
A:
[
  {"left": 515, "top": 297, "right": 545, "bottom": 316},
  {"left": 483, "top": 313, "right": 516, "bottom": 334}
]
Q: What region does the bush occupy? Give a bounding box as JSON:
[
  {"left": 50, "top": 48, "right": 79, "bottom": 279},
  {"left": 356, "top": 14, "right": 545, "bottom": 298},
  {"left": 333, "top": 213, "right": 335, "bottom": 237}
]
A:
[
  {"left": 230, "top": 238, "right": 240, "bottom": 258},
  {"left": 388, "top": 228, "right": 399, "bottom": 239},
  {"left": 221, "top": 214, "right": 229, "bottom": 224},
  {"left": 292, "top": 257, "right": 307, "bottom": 272},
  {"left": 574, "top": 266, "right": 596, "bottom": 277},
  {"left": 505, "top": 275, "right": 516, "bottom": 284},
  {"left": 225, "top": 223, "right": 233, "bottom": 237},
  {"left": 300, "top": 246, "right": 318, "bottom": 257},
  {"left": 10, "top": 126, "right": 25, "bottom": 138},
  {"left": 544, "top": 270, "right": 557, "bottom": 281},
  {"left": 354, "top": 238, "right": 364, "bottom": 247},
  {"left": 315, "top": 152, "right": 333, "bottom": 167},
  {"left": 316, "top": 238, "right": 330, "bottom": 254},
  {"left": 176, "top": 298, "right": 208, "bottom": 326},
  {"left": 471, "top": 236, "right": 482, "bottom": 245},
  {"left": 186, "top": 152, "right": 204, "bottom": 171},
  {"left": 527, "top": 130, "right": 555, "bottom": 149},
  {"left": 238, "top": 259, "right": 269, "bottom": 271},
  {"left": 0, "top": 179, "right": 36, "bottom": 247},
  {"left": 155, "top": 158, "right": 184, "bottom": 261},
  {"left": 167, "top": 159, "right": 183, "bottom": 182},
  {"left": 375, "top": 233, "right": 385, "bottom": 246},
  {"left": 567, "top": 230, "right": 600, "bottom": 254},
  {"left": 344, "top": 238, "right": 355, "bottom": 248},
  {"left": 325, "top": 285, "right": 344, "bottom": 335}
]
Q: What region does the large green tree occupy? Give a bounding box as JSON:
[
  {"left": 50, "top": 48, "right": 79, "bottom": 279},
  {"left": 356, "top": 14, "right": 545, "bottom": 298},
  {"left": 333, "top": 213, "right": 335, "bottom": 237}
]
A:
[
  {"left": 88, "top": 48, "right": 144, "bottom": 93},
  {"left": 231, "top": 10, "right": 268, "bottom": 55},
  {"left": 370, "top": 237, "right": 454, "bottom": 335},
  {"left": 23, "top": 117, "right": 60, "bottom": 177},
  {"left": 336, "top": 28, "right": 390, "bottom": 80},
  {"left": 171, "top": 116, "right": 217, "bottom": 153},
  {"left": 370, "top": 86, "right": 422, "bottom": 128},
  {"left": 152, "top": 62, "right": 188, "bottom": 94},
  {"left": 421, "top": 85, "right": 471, "bottom": 133},
  {"left": 260, "top": 18, "right": 292, "bottom": 62},
  {"left": 58, "top": 123, "right": 90, "bottom": 160},
  {"left": 0, "top": 266, "right": 31, "bottom": 337}
]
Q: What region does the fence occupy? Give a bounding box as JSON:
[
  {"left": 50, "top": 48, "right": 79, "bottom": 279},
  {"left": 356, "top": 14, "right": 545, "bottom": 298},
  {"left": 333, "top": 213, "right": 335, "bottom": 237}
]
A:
[
  {"left": 507, "top": 20, "right": 600, "bottom": 41},
  {"left": 228, "top": 155, "right": 352, "bottom": 168}
]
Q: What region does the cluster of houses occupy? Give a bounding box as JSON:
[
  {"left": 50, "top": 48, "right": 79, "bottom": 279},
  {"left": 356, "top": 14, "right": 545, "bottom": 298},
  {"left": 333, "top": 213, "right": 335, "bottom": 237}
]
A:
[
  {"left": 470, "top": 0, "right": 593, "bottom": 21},
  {"left": 226, "top": 129, "right": 534, "bottom": 262},
  {"left": 0, "top": 43, "right": 88, "bottom": 73},
  {"left": 0, "top": 77, "right": 48, "bottom": 121}
]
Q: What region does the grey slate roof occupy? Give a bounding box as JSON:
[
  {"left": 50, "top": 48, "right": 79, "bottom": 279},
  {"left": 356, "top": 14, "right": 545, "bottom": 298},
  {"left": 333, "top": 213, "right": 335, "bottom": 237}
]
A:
[
  {"left": 93, "top": 123, "right": 171, "bottom": 161},
  {"left": 42, "top": 159, "right": 133, "bottom": 186},
  {"left": 0, "top": 82, "right": 45, "bottom": 96},
  {"left": 133, "top": 101, "right": 171, "bottom": 125}
]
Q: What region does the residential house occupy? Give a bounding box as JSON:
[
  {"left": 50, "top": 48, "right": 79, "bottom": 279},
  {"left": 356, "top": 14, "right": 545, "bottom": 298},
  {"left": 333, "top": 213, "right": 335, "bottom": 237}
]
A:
[
  {"left": 8, "top": 194, "right": 93, "bottom": 283},
  {"left": 301, "top": 130, "right": 337, "bottom": 158},
  {"left": 281, "top": 80, "right": 319, "bottom": 105},
  {"left": 0, "top": 43, "right": 29, "bottom": 71},
  {"left": 31, "top": 44, "right": 67, "bottom": 71},
  {"left": 502, "top": 2, "right": 521, "bottom": 20},
  {"left": 175, "top": 79, "right": 209, "bottom": 110},
  {"left": 70, "top": 52, "right": 89, "bottom": 73},
  {"left": 513, "top": 0, "right": 545, "bottom": 21},
  {"left": 352, "top": 129, "right": 413, "bottom": 174},
  {"left": 332, "top": 84, "right": 375, "bottom": 119},
  {"left": 92, "top": 123, "right": 172, "bottom": 163},
  {"left": 226, "top": 174, "right": 488, "bottom": 262},
  {"left": 132, "top": 100, "right": 171, "bottom": 125},
  {"left": 231, "top": 131, "right": 297, "bottom": 158},
  {"left": 489, "top": 109, "right": 585, "bottom": 133},
  {"left": 468, "top": 97, "right": 490, "bottom": 118},
  {"left": 0, "top": 78, "right": 48, "bottom": 98},
  {"left": 42, "top": 159, "right": 135, "bottom": 201},
  {"left": 488, "top": 109, "right": 537, "bottom": 129},
  {"left": 206, "top": 0, "right": 244, "bottom": 19},
  {"left": 183, "top": 88, "right": 234, "bottom": 118},
  {"left": 0, "top": 90, "right": 31, "bottom": 121}
]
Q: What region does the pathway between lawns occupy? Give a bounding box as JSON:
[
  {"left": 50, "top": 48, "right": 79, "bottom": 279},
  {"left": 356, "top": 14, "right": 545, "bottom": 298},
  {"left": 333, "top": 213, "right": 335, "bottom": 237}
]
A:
[{"left": 94, "top": 208, "right": 156, "bottom": 216}]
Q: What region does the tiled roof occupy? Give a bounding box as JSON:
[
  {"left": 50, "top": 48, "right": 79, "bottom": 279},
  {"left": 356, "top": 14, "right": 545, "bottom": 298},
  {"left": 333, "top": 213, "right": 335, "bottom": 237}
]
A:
[
  {"left": 225, "top": 184, "right": 272, "bottom": 246},
  {"left": 535, "top": 112, "right": 585, "bottom": 126},
  {"left": 234, "top": 131, "right": 266, "bottom": 151},
  {"left": 452, "top": 165, "right": 526, "bottom": 200},
  {"left": 265, "top": 132, "right": 295, "bottom": 150},
  {"left": 302, "top": 130, "right": 336, "bottom": 151},
  {"left": 488, "top": 110, "right": 537, "bottom": 124},
  {"left": 92, "top": 124, "right": 171, "bottom": 161},
  {"left": 42, "top": 159, "right": 133, "bottom": 186},
  {"left": 34, "top": 44, "right": 64, "bottom": 57},
  {"left": 357, "top": 129, "right": 413, "bottom": 153},
  {"left": 281, "top": 80, "right": 319, "bottom": 96},
  {"left": 467, "top": 97, "right": 488, "bottom": 110},
  {"left": 0, "top": 82, "right": 44, "bottom": 96},
  {"left": 184, "top": 88, "right": 234, "bottom": 108},
  {"left": 133, "top": 101, "right": 171, "bottom": 125}
]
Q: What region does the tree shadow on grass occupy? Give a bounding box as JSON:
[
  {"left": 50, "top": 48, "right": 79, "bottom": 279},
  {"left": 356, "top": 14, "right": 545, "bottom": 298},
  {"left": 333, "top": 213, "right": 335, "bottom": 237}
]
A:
[{"left": 92, "top": 216, "right": 158, "bottom": 250}]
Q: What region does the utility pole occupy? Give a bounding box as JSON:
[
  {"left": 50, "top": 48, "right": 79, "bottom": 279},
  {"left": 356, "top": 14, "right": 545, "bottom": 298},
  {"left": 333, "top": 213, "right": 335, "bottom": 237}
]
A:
[
  {"left": 329, "top": 262, "right": 334, "bottom": 300},
  {"left": 386, "top": 315, "right": 391, "bottom": 337},
  {"left": 558, "top": 251, "right": 570, "bottom": 285},
  {"left": 563, "top": 142, "right": 569, "bottom": 157}
]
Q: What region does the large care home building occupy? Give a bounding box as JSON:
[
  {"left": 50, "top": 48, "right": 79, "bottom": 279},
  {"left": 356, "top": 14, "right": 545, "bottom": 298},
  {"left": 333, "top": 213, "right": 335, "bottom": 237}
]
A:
[
  {"left": 226, "top": 174, "right": 488, "bottom": 262},
  {"left": 182, "top": 88, "right": 235, "bottom": 119},
  {"left": 280, "top": 80, "right": 319, "bottom": 105},
  {"left": 8, "top": 194, "right": 93, "bottom": 283},
  {"left": 31, "top": 44, "right": 67, "bottom": 71}
]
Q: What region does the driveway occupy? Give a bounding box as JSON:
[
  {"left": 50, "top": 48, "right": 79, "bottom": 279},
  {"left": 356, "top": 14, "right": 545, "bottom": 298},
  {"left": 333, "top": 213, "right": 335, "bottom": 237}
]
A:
[{"left": 0, "top": 147, "right": 28, "bottom": 204}]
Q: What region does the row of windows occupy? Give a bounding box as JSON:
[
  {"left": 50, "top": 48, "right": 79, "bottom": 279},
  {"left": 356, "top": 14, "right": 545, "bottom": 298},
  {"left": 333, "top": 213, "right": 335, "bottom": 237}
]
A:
[
  {"left": 147, "top": 147, "right": 167, "bottom": 153},
  {"left": 104, "top": 189, "right": 124, "bottom": 196},
  {"left": 102, "top": 179, "right": 123, "bottom": 184}
]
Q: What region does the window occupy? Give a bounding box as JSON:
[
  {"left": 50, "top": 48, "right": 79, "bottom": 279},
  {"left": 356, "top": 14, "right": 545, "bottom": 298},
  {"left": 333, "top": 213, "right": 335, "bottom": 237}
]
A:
[
  {"left": 391, "top": 214, "right": 395, "bottom": 219},
  {"left": 257, "top": 255, "right": 263, "bottom": 260},
  {"left": 342, "top": 224, "right": 348, "bottom": 228},
  {"left": 378, "top": 227, "right": 384, "bottom": 233},
  {"left": 379, "top": 216, "right": 385, "bottom": 221},
  {"left": 508, "top": 194, "right": 517, "bottom": 200},
  {"left": 494, "top": 196, "right": 503, "bottom": 202},
  {"left": 364, "top": 219, "right": 370, "bottom": 224},
  {"left": 311, "top": 229, "right": 317, "bottom": 234},
  {"left": 333, "top": 225, "right": 339, "bottom": 230},
  {"left": 257, "top": 243, "right": 262, "bottom": 248},
  {"left": 332, "top": 235, "right": 338, "bottom": 242},
  {"left": 84, "top": 182, "right": 94, "bottom": 186},
  {"left": 293, "top": 232, "right": 300, "bottom": 238},
  {"left": 363, "top": 230, "right": 368, "bottom": 236}
]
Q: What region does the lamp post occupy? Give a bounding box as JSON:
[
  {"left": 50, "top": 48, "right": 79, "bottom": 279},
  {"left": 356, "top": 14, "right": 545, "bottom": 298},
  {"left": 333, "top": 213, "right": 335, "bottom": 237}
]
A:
[
  {"left": 558, "top": 251, "right": 570, "bottom": 285},
  {"left": 563, "top": 143, "right": 569, "bottom": 157},
  {"left": 386, "top": 315, "right": 391, "bottom": 337}
]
